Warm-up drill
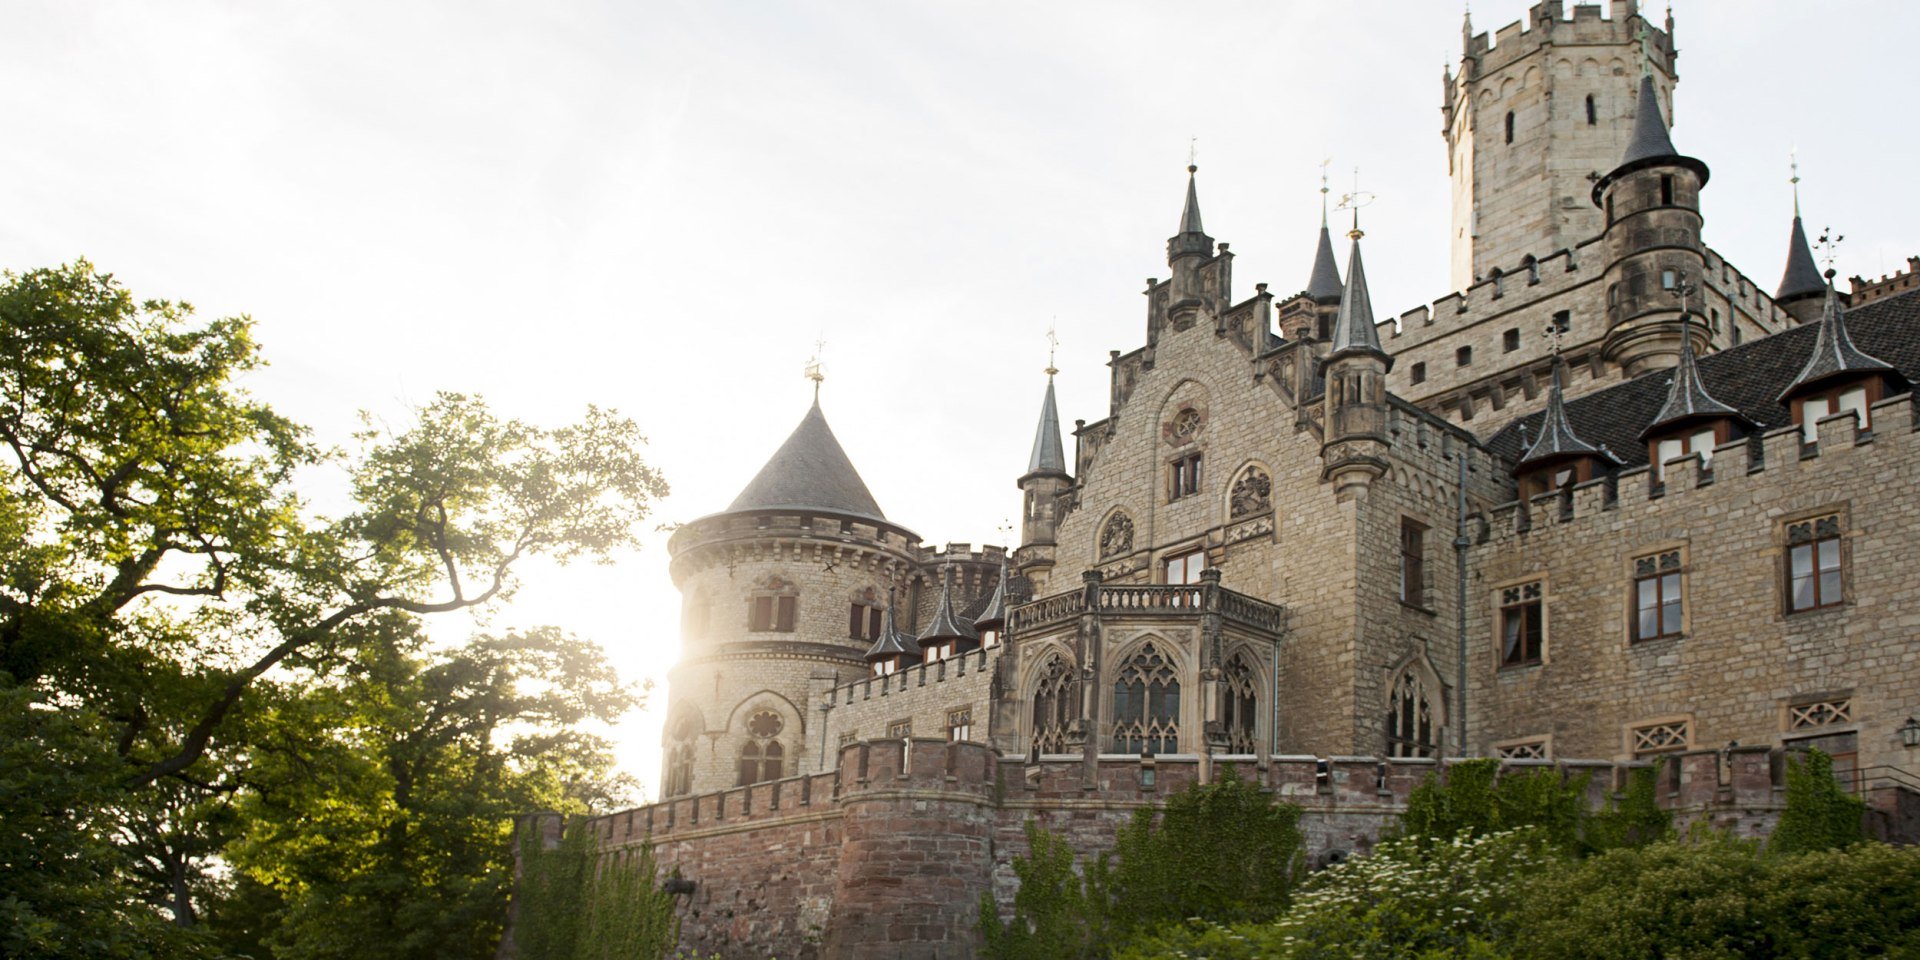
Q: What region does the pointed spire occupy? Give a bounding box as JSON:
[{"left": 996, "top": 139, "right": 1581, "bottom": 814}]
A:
[
  {"left": 1778, "top": 277, "right": 1901, "bottom": 403},
  {"left": 918, "top": 567, "right": 978, "bottom": 645},
  {"left": 1515, "top": 360, "right": 1611, "bottom": 473},
  {"left": 1178, "top": 164, "right": 1205, "bottom": 236},
  {"left": 1619, "top": 74, "right": 1678, "bottom": 167},
  {"left": 1306, "top": 225, "right": 1344, "bottom": 304},
  {"left": 1025, "top": 374, "right": 1068, "bottom": 478},
  {"left": 728, "top": 399, "right": 887, "bottom": 523},
  {"left": 973, "top": 559, "right": 1010, "bottom": 631},
  {"left": 864, "top": 590, "right": 915, "bottom": 662},
  {"left": 1776, "top": 215, "right": 1825, "bottom": 303},
  {"left": 1642, "top": 324, "right": 1745, "bottom": 439},
  {"left": 1324, "top": 233, "right": 1389, "bottom": 365}
]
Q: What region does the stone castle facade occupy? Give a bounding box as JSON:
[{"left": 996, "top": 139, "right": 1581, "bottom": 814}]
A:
[{"left": 510, "top": 3, "right": 1920, "bottom": 957}]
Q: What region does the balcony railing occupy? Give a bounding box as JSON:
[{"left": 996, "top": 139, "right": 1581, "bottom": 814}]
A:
[{"left": 1007, "top": 580, "right": 1284, "bottom": 637}]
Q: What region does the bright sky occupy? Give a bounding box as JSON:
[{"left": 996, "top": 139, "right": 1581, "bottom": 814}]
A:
[{"left": 5, "top": 1, "right": 1915, "bottom": 801}]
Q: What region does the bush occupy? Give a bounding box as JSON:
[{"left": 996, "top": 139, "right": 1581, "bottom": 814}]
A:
[
  {"left": 512, "top": 820, "right": 678, "bottom": 960},
  {"left": 1770, "top": 750, "right": 1865, "bottom": 856},
  {"left": 1400, "top": 757, "right": 1668, "bottom": 855}
]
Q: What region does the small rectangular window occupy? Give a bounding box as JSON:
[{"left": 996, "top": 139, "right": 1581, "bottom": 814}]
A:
[
  {"left": 1409, "top": 361, "right": 1426, "bottom": 384},
  {"left": 1503, "top": 328, "right": 1520, "bottom": 352},
  {"left": 1162, "top": 548, "right": 1206, "bottom": 585},
  {"left": 1456, "top": 346, "right": 1473, "bottom": 367},
  {"left": 1168, "top": 453, "right": 1203, "bottom": 501},
  {"left": 886, "top": 719, "right": 912, "bottom": 739},
  {"left": 750, "top": 596, "right": 775, "bottom": 631},
  {"left": 775, "top": 595, "right": 797, "bottom": 632},
  {"left": 1400, "top": 519, "right": 1427, "bottom": 607},
  {"left": 1499, "top": 582, "right": 1544, "bottom": 667},
  {"left": 1660, "top": 174, "right": 1674, "bottom": 206},
  {"left": 1632, "top": 550, "right": 1684, "bottom": 642},
  {"left": 947, "top": 708, "right": 974, "bottom": 742},
  {"left": 1786, "top": 514, "right": 1844, "bottom": 613},
  {"left": 1552, "top": 310, "right": 1571, "bottom": 333},
  {"left": 1661, "top": 269, "right": 1677, "bottom": 290}
]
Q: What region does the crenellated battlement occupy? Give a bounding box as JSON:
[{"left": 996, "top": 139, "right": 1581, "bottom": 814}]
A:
[
  {"left": 1480, "top": 393, "right": 1918, "bottom": 540},
  {"left": 1462, "top": 2, "right": 1669, "bottom": 82},
  {"left": 825, "top": 645, "right": 996, "bottom": 706},
  {"left": 1850, "top": 256, "right": 1920, "bottom": 309}
]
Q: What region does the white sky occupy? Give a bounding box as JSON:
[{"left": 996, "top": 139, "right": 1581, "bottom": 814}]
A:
[{"left": 5, "top": 1, "right": 1916, "bottom": 800}]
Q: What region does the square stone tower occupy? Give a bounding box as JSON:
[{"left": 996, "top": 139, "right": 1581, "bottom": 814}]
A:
[{"left": 1444, "top": 0, "right": 1676, "bottom": 289}]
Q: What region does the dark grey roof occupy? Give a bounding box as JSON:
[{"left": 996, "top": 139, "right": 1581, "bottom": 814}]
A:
[
  {"left": 918, "top": 570, "right": 978, "bottom": 645},
  {"left": 1489, "top": 288, "right": 1920, "bottom": 469},
  {"left": 1591, "top": 73, "right": 1709, "bottom": 205},
  {"left": 1026, "top": 378, "right": 1068, "bottom": 477},
  {"left": 864, "top": 593, "right": 916, "bottom": 661},
  {"left": 1776, "top": 216, "right": 1825, "bottom": 303},
  {"left": 1306, "top": 223, "right": 1344, "bottom": 304},
  {"left": 1178, "top": 165, "right": 1204, "bottom": 236},
  {"left": 1779, "top": 283, "right": 1901, "bottom": 402},
  {"left": 1325, "top": 236, "right": 1389, "bottom": 366},
  {"left": 1514, "top": 361, "right": 1609, "bottom": 473},
  {"left": 727, "top": 400, "right": 886, "bottom": 522},
  {"left": 972, "top": 560, "right": 1009, "bottom": 629},
  {"left": 1642, "top": 326, "right": 1746, "bottom": 439},
  {"left": 1621, "top": 74, "right": 1678, "bottom": 166}
]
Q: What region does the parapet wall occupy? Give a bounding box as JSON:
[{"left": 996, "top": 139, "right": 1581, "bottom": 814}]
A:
[{"left": 509, "top": 741, "right": 1864, "bottom": 960}]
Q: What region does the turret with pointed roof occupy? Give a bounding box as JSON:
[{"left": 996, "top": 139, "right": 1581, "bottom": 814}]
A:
[
  {"left": 1324, "top": 229, "right": 1390, "bottom": 369},
  {"left": 1593, "top": 71, "right": 1713, "bottom": 377},
  {"left": 1306, "top": 221, "right": 1343, "bottom": 306},
  {"left": 1165, "top": 164, "right": 1224, "bottom": 328},
  {"left": 1777, "top": 216, "right": 1827, "bottom": 325},
  {"left": 1017, "top": 365, "right": 1073, "bottom": 573},
  {"left": 1025, "top": 376, "right": 1068, "bottom": 480},
  {"left": 972, "top": 560, "right": 1010, "bottom": 634},
  {"left": 1320, "top": 225, "right": 1393, "bottom": 498}
]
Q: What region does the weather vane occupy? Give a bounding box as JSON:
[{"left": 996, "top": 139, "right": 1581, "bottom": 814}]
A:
[
  {"left": 804, "top": 335, "right": 826, "bottom": 399},
  {"left": 1335, "top": 167, "right": 1376, "bottom": 240},
  {"left": 1814, "top": 226, "right": 1844, "bottom": 273},
  {"left": 1542, "top": 320, "right": 1565, "bottom": 359},
  {"left": 1788, "top": 147, "right": 1802, "bottom": 217},
  {"left": 1044, "top": 323, "right": 1060, "bottom": 378},
  {"left": 1668, "top": 270, "right": 1698, "bottom": 321},
  {"left": 1319, "top": 157, "right": 1333, "bottom": 224}
]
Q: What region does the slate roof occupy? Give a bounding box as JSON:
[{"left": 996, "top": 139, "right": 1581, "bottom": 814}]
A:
[
  {"left": 1777, "top": 216, "right": 1825, "bottom": 302},
  {"left": 1591, "top": 73, "right": 1709, "bottom": 205},
  {"left": 1178, "top": 165, "right": 1204, "bottom": 236},
  {"left": 1306, "top": 223, "right": 1344, "bottom": 304},
  {"left": 1779, "top": 285, "right": 1903, "bottom": 402},
  {"left": 1514, "top": 361, "right": 1609, "bottom": 472},
  {"left": 919, "top": 571, "right": 979, "bottom": 645},
  {"left": 1642, "top": 327, "right": 1745, "bottom": 439},
  {"left": 972, "top": 561, "right": 1010, "bottom": 629},
  {"left": 1325, "top": 236, "right": 1389, "bottom": 365},
  {"left": 864, "top": 593, "right": 917, "bottom": 661},
  {"left": 1488, "top": 288, "right": 1920, "bottom": 469},
  {"left": 727, "top": 400, "right": 887, "bottom": 523},
  {"left": 1027, "top": 378, "right": 1068, "bottom": 477}
]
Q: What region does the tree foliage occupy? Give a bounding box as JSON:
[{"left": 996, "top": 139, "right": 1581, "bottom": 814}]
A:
[
  {"left": 979, "top": 769, "right": 1304, "bottom": 960},
  {"left": 1769, "top": 749, "right": 1865, "bottom": 856},
  {"left": 512, "top": 821, "right": 679, "bottom": 960},
  {"left": 0, "top": 261, "right": 667, "bottom": 957}
]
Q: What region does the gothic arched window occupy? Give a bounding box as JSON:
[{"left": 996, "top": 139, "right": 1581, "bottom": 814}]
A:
[
  {"left": 1386, "top": 668, "right": 1439, "bottom": 758},
  {"left": 1031, "top": 657, "right": 1074, "bottom": 755},
  {"left": 1221, "top": 653, "right": 1259, "bottom": 754},
  {"left": 737, "top": 710, "right": 786, "bottom": 785},
  {"left": 1112, "top": 642, "right": 1180, "bottom": 755},
  {"left": 663, "top": 713, "right": 700, "bottom": 798}
]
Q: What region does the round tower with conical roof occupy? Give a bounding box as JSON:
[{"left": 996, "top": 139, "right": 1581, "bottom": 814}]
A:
[
  {"left": 1594, "top": 72, "right": 1710, "bottom": 377},
  {"left": 663, "top": 399, "right": 922, "bottom": 798}
]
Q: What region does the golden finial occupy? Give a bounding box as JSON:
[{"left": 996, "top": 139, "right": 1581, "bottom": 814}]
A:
[
  {"left": 804, "top": 335, "right": 826, "bottom": 400},
  {"left": 1319, "top": 156, "right": 1333, "bottom": 226},
  {"left": 1044, "top": 324, "right": 1060, "bottom": 378},
  {"left": 1336, "top": 166, "right": 1375, "bottom": 240}
]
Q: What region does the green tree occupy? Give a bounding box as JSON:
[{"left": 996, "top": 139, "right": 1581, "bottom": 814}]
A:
[
  {"left": 979, "top": 820, "right": 1103, "bottom": 960},
  {"left": 0, "top": 260, "right": 667, "bottom": 949},
  {"left": 1770, "top": 749, "right": 1865, "bottom": 856},
  {"left": 1400, "top": 757, "right": 1667, "bottom": 855}
]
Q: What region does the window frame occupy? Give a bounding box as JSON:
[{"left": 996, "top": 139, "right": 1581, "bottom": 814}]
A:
[
  {"left": 1497, "top": 580, "right": 1546, "bottom": 669},
  {"left": 1399, "top": 518, "right": 1428, "bottom": 608},
  {"left": 749, "top": 594, "right": 799, "bottom": 632},
  {"left": 1161, "top": 547, "right": 1206, "bottom": 586},
  {"left": 1167, "top": 452, "right": 1203, "bottom": 502},
  {"left": 1784, "top": 512, "right": 1846, "bottom": 614},
  {"left": 1792, "top": 379, "right": 1882, "bottom": 444},
  {"left": 1630, "top": 548, "right": 1686, "bottom": 643}
]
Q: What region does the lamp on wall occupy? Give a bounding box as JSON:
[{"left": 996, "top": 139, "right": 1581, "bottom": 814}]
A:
[{"left": 1900, "top": 717, "right": 1920, "bottom": 749}]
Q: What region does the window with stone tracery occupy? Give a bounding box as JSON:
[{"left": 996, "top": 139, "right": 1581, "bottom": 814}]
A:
[
  {"left": 1221, "top": 652, "right": 1259, "bottom": 754},
  {"left": 1031, "top": 657, "right": 1074, "bottom": 755},
  {"left": 737, "top": 710, "right": 786, "bottom": 786},
  {"left": 663, "top": 713, "right": 700, "bottom": 798},
  {"left": 1386, "top": 667, "right": 1439, "bottom": 758},
  {"left": 1111, "top": 642, "right": 1180, "bottom": 755}
]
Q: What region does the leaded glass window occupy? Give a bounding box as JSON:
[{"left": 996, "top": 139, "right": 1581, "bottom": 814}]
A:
[
  {"left": 1386, "top": 668, "right": 1438, "bottom": 758},
  {"left": 1111, "top": 643, "right": 1180, "bottom": 755},
  {"left": 1221, "top": 653, "right": 1259, "bottom": 754},
  {"left": 1031, "top": 657, "right": 1074, "bottom": 755}
]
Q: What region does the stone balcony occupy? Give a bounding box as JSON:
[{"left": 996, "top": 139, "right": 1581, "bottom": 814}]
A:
[{"left": 1007, "top": 573, "right": 1285, "bottom": 638}]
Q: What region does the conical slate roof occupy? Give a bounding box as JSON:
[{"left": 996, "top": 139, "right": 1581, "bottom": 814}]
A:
[
  {"left": 1178, "top": 165, "right": 1204, "bottom": 236},
  {"left": 864, "top": 592, "right": 916, "bottom": 662},
  {"left": 1620, "top": 74, "right": 1680, "bottom": 167},
  {"left": 727, "top": 400, "right": 886, "bottom": 522},
  {"left": 1592, "top": 74, "right": 1708, "bottom": 205},
  {"left": 1778, "top": 281, "right": 1900, "bottom": 402},
  {"left": 1325, "top": 235, "right": 1389, "bottom": 366},
  {"left": 1026, "top": 377, "right": 1068, "bottom": 477},
  {"left": 1642, "top": 326, "right": 1746, "bottom": 439},
  {"left": 918, "top": 569, "right": 978, "bottom": 645},
  {"left": 1306, "top": 223, "right": 1344, "bottom": 304},
  {"left": 1776, "top": 216, "right": 1826, "bottom": 303},
  {"left": 1515, "top": 361, "right": 1610, "bottom": 473},
  {"left": 973, "top": 560, "right": 1010, "bottom": 630}
]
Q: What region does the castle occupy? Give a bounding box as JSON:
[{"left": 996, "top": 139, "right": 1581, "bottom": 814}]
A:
[{"left": 511, "top": 4, "right": 1920, "bottom": 957}]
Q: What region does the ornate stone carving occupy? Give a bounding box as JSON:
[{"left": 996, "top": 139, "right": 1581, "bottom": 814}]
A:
[
  {"left": 1161, "top": 404, "right": 1208, "bottom": 447},
  {"left": 1226, "top": 515, "right": 1275, "bottom": 545},
  {"left": 1229, "top": 466, "right": 1272, "bottom": 518},
  {"left": 1100, "top": 511, "right": 1134, "bottom": 558}
]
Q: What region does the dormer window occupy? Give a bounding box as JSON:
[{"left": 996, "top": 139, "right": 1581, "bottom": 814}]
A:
[
  {"left": 1795, "top": 382, "right": 1877, "bottom": 443},
  {"left": 979, "top": 627, "right": 1000, "bottom": 649},
  {"left": 1519, "top": 458, "right": 1595, "bottom": 500},
  {"left": 923, "top": 640, "right": 956, "bottom": 664},
  {"left": 1651, "top": 423, "right": 1726, "bottom": 481},
  {"left": 871, "top": 658, "right": 899, "bottom": 678}
]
